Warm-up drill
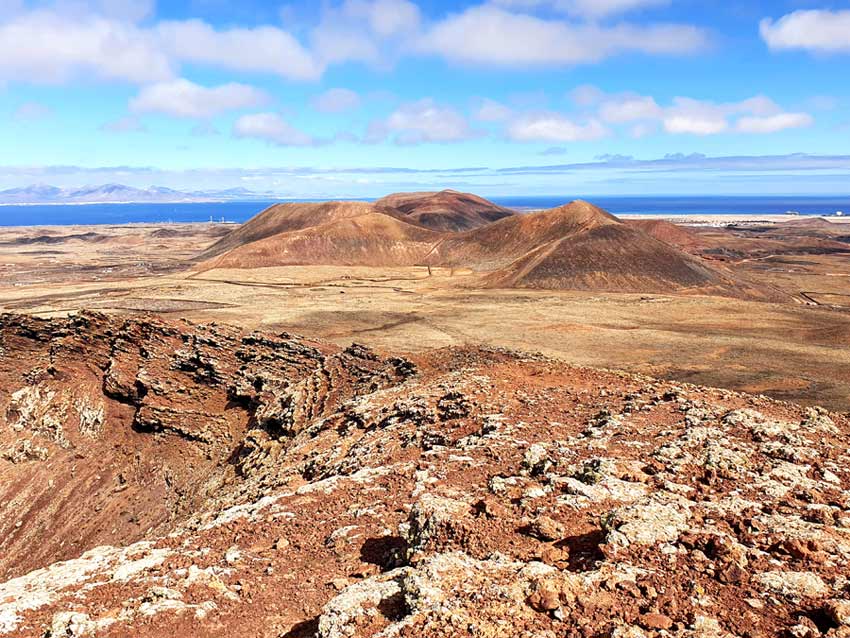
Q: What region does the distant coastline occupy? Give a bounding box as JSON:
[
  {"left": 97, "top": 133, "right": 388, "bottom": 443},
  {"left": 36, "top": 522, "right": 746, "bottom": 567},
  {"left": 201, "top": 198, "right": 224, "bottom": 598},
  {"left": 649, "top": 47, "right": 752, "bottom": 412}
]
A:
[{"left": 0, "top": 196, "right": 848, "bottom": 227}]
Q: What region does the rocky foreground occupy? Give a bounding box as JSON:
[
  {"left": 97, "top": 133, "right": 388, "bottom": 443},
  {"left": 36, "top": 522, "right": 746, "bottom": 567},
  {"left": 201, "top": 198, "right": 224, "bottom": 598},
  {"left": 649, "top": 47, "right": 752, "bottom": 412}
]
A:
[{"left": 0, "top": 313, "right": 849, "bottom": 637}]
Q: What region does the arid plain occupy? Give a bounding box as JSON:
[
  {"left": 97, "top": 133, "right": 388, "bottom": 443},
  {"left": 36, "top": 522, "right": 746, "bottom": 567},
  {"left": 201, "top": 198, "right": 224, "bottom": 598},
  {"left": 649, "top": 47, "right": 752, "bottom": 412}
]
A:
[{"left": 1, "top": 192, "right": 849, "bottom": 411}]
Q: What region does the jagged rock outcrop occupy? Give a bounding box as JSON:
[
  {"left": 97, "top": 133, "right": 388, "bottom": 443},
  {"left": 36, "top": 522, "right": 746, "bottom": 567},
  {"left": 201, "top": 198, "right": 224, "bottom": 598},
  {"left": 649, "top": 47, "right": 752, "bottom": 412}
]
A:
[{"left": 1, "top": 312, "right": 849, "bottom": 637}]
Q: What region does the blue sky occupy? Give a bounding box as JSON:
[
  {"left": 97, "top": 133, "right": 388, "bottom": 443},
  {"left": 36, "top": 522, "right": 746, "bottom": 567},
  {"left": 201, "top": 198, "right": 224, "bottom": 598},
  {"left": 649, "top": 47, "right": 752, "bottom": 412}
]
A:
[{"left": 1, "top": 0, "right": 850, "bottom": 197}]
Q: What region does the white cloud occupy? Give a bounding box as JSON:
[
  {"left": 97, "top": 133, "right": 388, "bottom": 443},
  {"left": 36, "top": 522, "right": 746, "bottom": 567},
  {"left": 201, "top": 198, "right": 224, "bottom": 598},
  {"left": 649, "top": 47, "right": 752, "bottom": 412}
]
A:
[
  {"left": 598, "top": 94, "right": 662, "bottom": 123},
  {"left": 473, "top": 98, "right": 513, "bottom": 122},
  {"left": 233, "top": 113, "right": 316, "bottom": 147},
  {"left": 95, "top": 0, "right": 155, "bottom": 23},
  {"left": 341, "top": 0, "right": 420, "bottom": 37},
  {"left": 628, "top": 122, "right": 656, "bottom": 138},
  {"left": 311, "top": 22, "right": 380, "bottom": 65},
  {"left": 760, "top": 10, "right": 850, "bottom": 53},
  {"left": 576, "top": 87, "right": 813, "bottom": 137},
  {"left": 570, "top": 84, "right": 605, "bottom": 106},
  {"left": 14, "top": 101, "right": 52, "bottom": 120},
  {"left": 0, "top": 1, "right": 706, "bottom": 90},
  {"left": 507, "top": 113, "right": 609, "bottom": 142},
  {"left": 662, "top": 97, "right": 729, "bottom": 135},
  {"left": 380, "top": 98, "right": 477, "bottom": 144},
  {"left": 0, "top": 9, "right": 172, "bottom": 84},
  {"left": 158, "top": 19, "right": 323, "bottom": 81},
  {"left": 130, "top": 79, "right": 267, "bottom": 119},
  {"left": 417, "top": 5, "right": 706, "bottom": 66},
  {"left": 492, "top": 0, "right": 670, "bottom": 20},
  {"left": 662, "top": 95, "right": 811, "bottom": 135},
  {"left": 736, "top": 112, "right": 813, "bottom": 134},
  {"left": 311, "top": 0, "right": 419, "bottom": 66},
  {"left": 312, "top": 88, "right": 362, "bottom": 113}
]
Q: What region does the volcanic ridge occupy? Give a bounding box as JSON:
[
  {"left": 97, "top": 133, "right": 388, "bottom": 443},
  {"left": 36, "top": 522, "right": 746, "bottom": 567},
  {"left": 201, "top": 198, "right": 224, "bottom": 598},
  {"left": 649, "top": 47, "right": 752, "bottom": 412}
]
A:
[
  {"left": 1, "top": 312, "right": 849, "bottom": 637},
  {"left": 200, "top": 193, "right": 783, "bottom": 301}
]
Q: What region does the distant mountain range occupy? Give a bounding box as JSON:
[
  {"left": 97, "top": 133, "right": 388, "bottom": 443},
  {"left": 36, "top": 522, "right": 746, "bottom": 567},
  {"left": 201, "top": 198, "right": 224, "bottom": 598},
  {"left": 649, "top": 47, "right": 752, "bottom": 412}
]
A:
[{"left": 0, "top": 184, "right": 277, "bottom": 205}]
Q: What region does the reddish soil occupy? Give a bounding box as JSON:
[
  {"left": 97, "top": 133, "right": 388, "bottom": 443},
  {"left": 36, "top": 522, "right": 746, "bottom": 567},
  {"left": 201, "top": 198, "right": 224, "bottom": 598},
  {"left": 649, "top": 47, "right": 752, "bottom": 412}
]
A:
[
  {"left": 201, "top": 197, "right": 782, "bottom": 300},
  {"left": 203, "top": 213, "right": 444, "bottom": 269},
  {"left": 374, "top": 189, "right": 516, "bottom": 231},
  {"left": 1, "top": 312, "right": 849, "bottom": 638}
]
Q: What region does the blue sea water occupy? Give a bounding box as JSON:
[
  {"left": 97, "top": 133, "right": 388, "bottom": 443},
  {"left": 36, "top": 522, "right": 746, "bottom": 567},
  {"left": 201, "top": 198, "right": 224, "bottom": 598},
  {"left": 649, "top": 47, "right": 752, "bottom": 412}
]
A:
[{"left": 0, "top": 196, "right": 848, "bottom": 227}]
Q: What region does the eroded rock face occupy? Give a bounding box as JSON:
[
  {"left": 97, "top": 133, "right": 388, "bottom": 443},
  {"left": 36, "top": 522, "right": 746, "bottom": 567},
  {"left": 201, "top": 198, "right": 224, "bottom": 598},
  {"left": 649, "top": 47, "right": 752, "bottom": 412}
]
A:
[
  {"left": 0, "top": 312, "right": 413, "bottom": 581},
  {"left": 0, "top": 312, "right": 849, "bottom": 638}
]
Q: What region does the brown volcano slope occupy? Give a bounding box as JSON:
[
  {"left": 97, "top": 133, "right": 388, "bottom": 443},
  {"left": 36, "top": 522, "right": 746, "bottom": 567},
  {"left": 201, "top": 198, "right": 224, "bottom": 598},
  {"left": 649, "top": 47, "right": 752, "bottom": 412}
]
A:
[
  {"left": 431, "top": 200, "right": 620, "bottom": 270},
  {"left": 201, "top": 212, "right": 445, "bottom": 269},
  {"left": 626, "top": 219, "right": 709, "bottom": 254},
  {"left": 430, "top": 201, "right": 782, "bottom": 299},
  {"left": 2, "top": 312, "right": 850, "bottom": 638},
  {"left": 198, "top": 197, "right": 781, "bottom": 300},
  {"left": 482, "top": 222, "right": 780, "bottom": 298},
  {"left": 197, "top": 201, "right": 412, "bottom": 260},
  {"left": 375, "top": 189, "right": 516, "bottom": 231}
]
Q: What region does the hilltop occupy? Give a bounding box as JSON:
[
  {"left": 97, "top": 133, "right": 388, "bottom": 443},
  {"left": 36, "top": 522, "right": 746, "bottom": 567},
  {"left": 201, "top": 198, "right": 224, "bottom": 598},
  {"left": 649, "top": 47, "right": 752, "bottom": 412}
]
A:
[
  {"left": 201, "top": 196, "right": 781, "bottom": 300},
  {"left": 1, "top": 312, "right": 848, "bottom": 637},
  {"left": 196, "top": 201, "right": 409, "bottom": 261},
  {"left": 374, "top": 189, "right": 516, "bottom": 231},
  {"left": 204, "top": 212, "right": 444, "bottom": 269}
]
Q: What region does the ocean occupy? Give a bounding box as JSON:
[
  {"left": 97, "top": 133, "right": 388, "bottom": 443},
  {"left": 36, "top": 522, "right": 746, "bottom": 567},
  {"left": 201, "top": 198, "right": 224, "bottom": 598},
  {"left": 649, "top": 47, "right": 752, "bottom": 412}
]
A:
[{"left": 0, "top": 196, "right": 848, "bottom": 227}]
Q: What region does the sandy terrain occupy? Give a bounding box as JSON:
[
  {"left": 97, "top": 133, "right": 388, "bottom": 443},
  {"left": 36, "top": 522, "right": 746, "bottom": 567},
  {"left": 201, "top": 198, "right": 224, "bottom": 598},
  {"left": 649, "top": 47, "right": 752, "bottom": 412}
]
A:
[{"left": 0, "top": 216, "right": 848, "bottom": 410}]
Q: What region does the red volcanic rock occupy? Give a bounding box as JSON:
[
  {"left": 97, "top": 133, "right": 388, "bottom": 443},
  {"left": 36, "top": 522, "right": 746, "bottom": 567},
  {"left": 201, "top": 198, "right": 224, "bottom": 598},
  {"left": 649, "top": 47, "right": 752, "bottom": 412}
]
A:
[
  {"left": 3, "top": 312, "right": 848, "bottom": 637},
  {"left": 197, "top": 200, "right": 415, "bottom": 261},
  {"left": 196, "top": 194, "right": 783, "bottom": 300},
  {"left": 202, "top": 212, "right": 444, "bottom": 270},
  {"left": 375, "top": 189, "right": 516, "bottom": 232}
]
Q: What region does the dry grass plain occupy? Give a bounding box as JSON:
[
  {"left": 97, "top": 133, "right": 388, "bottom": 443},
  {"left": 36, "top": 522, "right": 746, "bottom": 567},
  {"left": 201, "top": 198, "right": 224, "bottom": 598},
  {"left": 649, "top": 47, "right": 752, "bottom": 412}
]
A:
[{"left": 1, "top": 220, "right": 848, "bottom": 411}]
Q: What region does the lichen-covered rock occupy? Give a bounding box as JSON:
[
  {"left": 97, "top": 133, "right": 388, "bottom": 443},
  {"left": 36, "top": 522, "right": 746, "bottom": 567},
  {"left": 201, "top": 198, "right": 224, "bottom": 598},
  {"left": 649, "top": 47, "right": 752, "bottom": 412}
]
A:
[
  {"left": 754, "top": 571, "right": 829, "bottom": 600},
  {"left": 0, "top": 313, "right": 848, "bottom": 638},
  {"left": 602, "top": 494, "right": 693, "bottom": 547},
  {"left": 403, "top": 494, "right": 474, "bottom": 560},
  {"left": 317, "top": 570, "right": 407, "bottom": 638}
]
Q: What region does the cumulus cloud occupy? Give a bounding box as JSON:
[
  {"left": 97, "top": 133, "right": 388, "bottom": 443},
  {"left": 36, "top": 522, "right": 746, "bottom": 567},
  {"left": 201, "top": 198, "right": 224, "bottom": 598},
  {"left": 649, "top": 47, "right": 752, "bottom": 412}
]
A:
[
  {"left": 0, "top": 7, "right": 322, "bottom": 85},
  {"left": 341, "top": 0, "right": 421, "bottom": 37},
  {"left": 664, "top": 96, "right": 812, "bottom": 135},
  {"left": 374, "top": 99, "right": 477, "bottom": 144},
  {"left": 312, "top": 88, "right": 362, "bottom": 113},
  {"left": 492, "top": 0, "right": 670, "bottom": 20},
  {"left": 233, "top": 113, "right": 316, "bottom": 147},
  {"left": 157, "top": 20, "right": 323, "bottom": 81},
  {"left": 95, "top": 0, "right": 155, "bottom": 23},
  {"left": 570, "top": 84, "right": 605, "bottom": 106},
  {"left": 417, "top": 5, "right": 707, "bottom": 66},
  {"left": 598, "top": 94, "right": 662, "bottom": 123},
  {"left": 760, "top": 10, "right": 850, "bottom": 53},
  {"left": 662, "top": 97, "right": 729, "bottom": 135},
  {"left": 130, "top": 79, "right": 268, "bottom": 119},
  {"left": 0, "top": 1, "right": 708, "bottom": 88},
  {"left": 0, "top": 9, "right": 172, "bottom": 84},
  {"left": 473, "top": 98, "right": 513, "bottom": 122},
  {"left": 311, "top": 0, "right": 420, "bottom": 66},
  {"left": 507, "top": 113, "right": 609, "bottom": 142},
  {"left": 577, "top": 86, "right": 813, "bottom": 136},
  {"left": 736, "top": 113, "right": 813, "bottom": 134}
]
